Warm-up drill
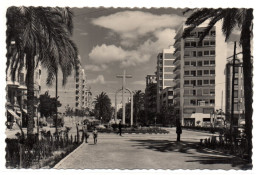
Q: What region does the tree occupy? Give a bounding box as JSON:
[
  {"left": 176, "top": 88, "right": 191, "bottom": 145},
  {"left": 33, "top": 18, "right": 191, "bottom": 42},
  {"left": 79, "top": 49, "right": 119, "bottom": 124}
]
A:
[
  {"left": 94, "top": 92, "right": 112, "bottom": 123},
  {"left": 6, "top": 7, "right": 79, "bottom": 138},
  {"left": 65, "top": 105, "right": 74, "bottom": 117},
  {"left": 182, "top": 8, "right": 253, "bottom": 161},
  {"left": 39, "top": 91, "right": 61, "bottom": 118},
  {"left": 133, "top": 90, "right": 145, "bottom": 125}
]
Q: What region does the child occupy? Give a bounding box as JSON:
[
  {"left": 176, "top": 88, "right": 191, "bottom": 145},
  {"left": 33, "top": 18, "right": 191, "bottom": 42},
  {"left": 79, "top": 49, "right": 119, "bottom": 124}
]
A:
[{"left": 93, "top": 127, "right": 98, "bottom": 144}]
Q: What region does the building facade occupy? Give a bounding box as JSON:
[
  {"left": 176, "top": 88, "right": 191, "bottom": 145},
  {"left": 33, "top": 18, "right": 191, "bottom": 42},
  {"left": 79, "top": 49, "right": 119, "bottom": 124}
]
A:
[
  {"left": 225, "top": 58, "right": 245, "bottom": 126},
  {"left": 155, "top": 48, "right": 175, "bottom": 113},
  {"left": 6, "top": 44, "right": 41, "bottom": 127},
  {"left": 173, "top": 21, "right": 227, "bottom": 126},
  {"left": 41, "top": 57, "right": 92, "bottom": 114}
]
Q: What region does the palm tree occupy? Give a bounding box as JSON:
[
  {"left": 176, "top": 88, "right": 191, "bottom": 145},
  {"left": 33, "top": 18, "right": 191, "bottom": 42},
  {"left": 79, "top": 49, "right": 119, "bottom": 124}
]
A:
[
  {"left": 94, "top": 92, "right": 112, "bottom": 123},
  {"left": 6, "top": 7, "right": 79, "bottom": 138},
  {"left": 133, "top": 90, "right": 145, "bottom": 125},
  {"left": 182, "top": 8, "right": 253, "bottom": 161}
]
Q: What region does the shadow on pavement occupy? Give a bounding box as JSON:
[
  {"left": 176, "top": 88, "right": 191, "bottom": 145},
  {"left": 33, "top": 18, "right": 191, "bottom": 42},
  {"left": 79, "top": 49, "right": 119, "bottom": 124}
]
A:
[{"left": 129, "top": 139, "right": 252, "bottom": 170}]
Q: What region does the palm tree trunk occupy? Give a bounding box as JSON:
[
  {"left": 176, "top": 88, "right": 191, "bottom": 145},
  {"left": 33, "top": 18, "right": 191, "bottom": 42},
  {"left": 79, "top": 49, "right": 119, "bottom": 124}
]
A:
[
  {"left": 242, "top": 9, "right": 253, "bottom": 162},
  {"left": 26, "top": 52, "right": 35, "bottom": 138},
  {"left": 55, "top": 69, "right": 58, "bottom": 134}
]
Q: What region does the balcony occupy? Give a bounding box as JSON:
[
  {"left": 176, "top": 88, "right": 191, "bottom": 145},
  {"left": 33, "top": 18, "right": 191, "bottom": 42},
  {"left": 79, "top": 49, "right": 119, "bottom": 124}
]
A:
[
  {"left": 173, "top": 56, "right": 180, "bottom": 66},
  {"left": 173, "top": 65, "right": 180, "bottom": 73}
]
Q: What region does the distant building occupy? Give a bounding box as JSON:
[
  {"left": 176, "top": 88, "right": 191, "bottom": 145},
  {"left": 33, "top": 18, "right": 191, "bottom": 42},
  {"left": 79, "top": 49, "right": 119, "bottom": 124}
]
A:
[
  {"left": 41, "top": 56, "right": 92, "bottom": 114},
  {"left": 225, "top": 57, "right": 244, "bottom": 126},
  {"left": 155, "top": 48, "right": 175, "bottom": 113},
  {"left": 173, "top": 21, "right": 227, "bottom": 126},
  {"left": 6, "top": 42, "right": 41, "bottom": 127}
]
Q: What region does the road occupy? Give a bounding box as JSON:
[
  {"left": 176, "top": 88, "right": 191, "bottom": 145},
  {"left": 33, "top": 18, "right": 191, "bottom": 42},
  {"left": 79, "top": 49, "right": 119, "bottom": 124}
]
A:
[{"left": 55, "top": 128, "right": 250, "bottom": 170}]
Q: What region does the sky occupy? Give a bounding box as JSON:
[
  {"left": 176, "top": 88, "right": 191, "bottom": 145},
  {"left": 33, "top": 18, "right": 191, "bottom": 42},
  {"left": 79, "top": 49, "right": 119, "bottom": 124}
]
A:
[{"left": 41, "top": 7, "right": 241, "bottom": 107}]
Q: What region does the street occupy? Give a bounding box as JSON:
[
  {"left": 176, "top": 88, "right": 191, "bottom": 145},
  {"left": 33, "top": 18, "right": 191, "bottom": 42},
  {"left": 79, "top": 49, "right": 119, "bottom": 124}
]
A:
[{"left": 55, "top": 128, "right": 250, "bottom": 170}]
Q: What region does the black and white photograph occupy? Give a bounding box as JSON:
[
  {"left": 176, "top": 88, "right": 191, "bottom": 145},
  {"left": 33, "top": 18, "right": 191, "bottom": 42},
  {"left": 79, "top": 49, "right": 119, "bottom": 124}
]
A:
[{"left": 1, "top": 0, "right": 258, "bottom": 173}]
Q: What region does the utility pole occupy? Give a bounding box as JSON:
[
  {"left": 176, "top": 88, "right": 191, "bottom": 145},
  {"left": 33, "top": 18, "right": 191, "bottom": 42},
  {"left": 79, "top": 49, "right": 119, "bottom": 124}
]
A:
[
  {"left": 230, "top": 42, "right": 236, "bottom": 140},
  {"left": 116, "top": 70, "right": 132, "bottom": 124}
]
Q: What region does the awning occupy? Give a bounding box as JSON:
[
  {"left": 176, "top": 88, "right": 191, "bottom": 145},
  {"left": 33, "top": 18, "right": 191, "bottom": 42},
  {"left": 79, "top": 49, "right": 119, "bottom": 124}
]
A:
[{"left": 7, "top": 109, "right": 20, "bottom": 120}]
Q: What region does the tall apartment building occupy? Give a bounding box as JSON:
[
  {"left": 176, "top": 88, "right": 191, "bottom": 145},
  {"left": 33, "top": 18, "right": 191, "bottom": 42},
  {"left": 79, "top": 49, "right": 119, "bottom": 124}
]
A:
[
  {"left": 6, "top": 42, "right": 41, "bottom": 127},
  {"left": 155, "top": 48, "right": 175, "bottom": 113},
  {"left": 225, "top": 57, "right": 244, "bottom": 126},
  {"left": 173, "top": 21, "right": 227, "bottom": 126},
  {"left": 41, "top": 57, "right": 92, "bottom": 114}
]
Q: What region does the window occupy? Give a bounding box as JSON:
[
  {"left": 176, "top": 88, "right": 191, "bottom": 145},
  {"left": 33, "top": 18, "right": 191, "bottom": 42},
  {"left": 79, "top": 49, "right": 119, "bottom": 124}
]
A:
[
  {"left": 234, "top": 90, "right": 238, "bottom": 98},
  {"left": 192, "top": 90, "right": 196, "bottom": 96},
  {"left": 184, "top": 90, "right": 189, "bottom": 95},
  {"left": 185, "top": 61, "right": 190, "bottom": 66},
  {"left": 204, "top": 60, "right": 209, "bottom": 65},
  {"left": 190, "top": 100, "right": 196, "bottom": 105},
  {"left": 168, "top": 99, "right": 173, "bottom": 104},
  {"left": 211, "top": 31, "right": 216, "bottom": 36},
  {"left": 198, "top": 51, "right": 203, "bottom": 56},
  {"left": 198, "top": 61, "right": 203, "bottom": 66},
  {"left": 193, "top": 51, "right": 197, "bottom": 57},
  {"left": 185, "top": 42, "right": 190, "bottom": 47},
  {"left": 210, "top": 89, "right": 215, "bottom": 95},
  {"left": 191, "top": 42, "right": 196, "bottom": 47},
  {"left": 204, "top": 51, "right": 209, "bottom": 56},
  {"left": 184, "top": 99, "right": 189, "bottom": 105},
  {"left": 210, "top": 50, "right": 215, "bottom": 56},
  {"left": 204, "top": 70, "right": 209, "bottom": 75},
  {"left": 184, "top": 80, "right": 189, "bottom": 85},
  {"left": 198, "top": 42, "right": 202, "bottom": 47},
  {"left": 191, "top": 61, "right": 196, "bottom": 66},
  {"left": 204, "top": 80, "right": 209, "bottom": 84},
  {"left": 184, "top": 51, "right": 190, "bottom": 57},
  {"left": 210, "top": 79, "right": 215, "bottom": 84},
  {"left": 210, "top": 41, "right": 215, "bottom": 45},
  {"left": 203, "top": 89, "right": 209, "bottom": 94},
  {"left": 191, "top": 71, "right": 196, "bottom": 76},
  {"left": 197, "top": 70, "right": 202, "bottom": 76},
  {"left": 184, "top": 71, "right": 190, "bottom": 76},
  {"left": 198, "top": 80, "right": 202, "bottom": 86},
  {"left": 210, "top": 60, "right": 215, "bottom": 65},
  {"left": 210, "top": 99, "right": 215, "bottom": 104},
  {"left": 198, "top": 32, "right": 204, "bottom": 37},
  {"left": 210, "top": 70, "right": 215, "bottom": 75},
  {"left": 204, "top": 41, "right": 210, "bottom": 46},
  {"left": 234, "top": 78, "right": 238, "bottom": 85},
  {"left": 191, "top": 80, "right": 196, "bottom": 86},
  {"left": 235, "top": 66, "right": 239, "bottom": 73}
]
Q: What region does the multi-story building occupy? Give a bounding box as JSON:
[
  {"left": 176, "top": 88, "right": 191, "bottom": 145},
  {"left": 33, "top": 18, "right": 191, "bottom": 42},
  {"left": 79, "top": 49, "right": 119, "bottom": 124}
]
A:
[
  {"left": 155, "top": 48, "right": 175, "bottom": 113},
  {"left": 144, "top": 75, "right": 157, "bottom": 123},
  {"left": 6, "top": 42, "right": 41, "bottom": 127},
  {"left": 41, "top": 57, "right": 92, "bottom": 114},
  {"left": 225, "top": 57, "right": 244, "bottom": 126},
  {"left": 173, "top": 21, "right": 227, "bottom": 126}
]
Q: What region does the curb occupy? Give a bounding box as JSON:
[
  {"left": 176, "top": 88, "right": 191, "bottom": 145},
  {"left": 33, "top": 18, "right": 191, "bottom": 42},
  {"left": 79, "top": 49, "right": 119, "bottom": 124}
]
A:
[{"left": 53, "top": 142, "right": 84, "bottom": 169}]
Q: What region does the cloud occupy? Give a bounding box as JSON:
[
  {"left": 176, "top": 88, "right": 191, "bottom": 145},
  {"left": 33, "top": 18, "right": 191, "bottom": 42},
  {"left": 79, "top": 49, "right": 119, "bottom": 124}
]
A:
[
  {"left": 89, "top": 44, "right": 150, "bottom": 67},
  {"left": 85, "top": 64, "right": 107, "bottom": 72},
  {"left": 132, "top": 80, "right": 146, "bottom": 85},
  {"left": 92, "top": 11, "right": 184, "bottom": 47},
  {"left": 88, "top": 28, "right": 176, "bottom": 67},
  {"left": 88, "top": 75, "right": 105, "bottom": 84}
]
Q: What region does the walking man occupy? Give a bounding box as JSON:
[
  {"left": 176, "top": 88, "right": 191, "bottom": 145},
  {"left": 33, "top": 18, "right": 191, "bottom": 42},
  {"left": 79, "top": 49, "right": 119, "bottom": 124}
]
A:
[
  {"left": 118, "top": 121, "right": 122, "bottom": 136},
  {"left": 176, "top": 120, "right": 182, "bottom": 142},
  {"left": 82, "top": 123, "right": 89, "bottom": 143},
  {"left": 93, "top": 127, "right": 98, "bottom": 144}
]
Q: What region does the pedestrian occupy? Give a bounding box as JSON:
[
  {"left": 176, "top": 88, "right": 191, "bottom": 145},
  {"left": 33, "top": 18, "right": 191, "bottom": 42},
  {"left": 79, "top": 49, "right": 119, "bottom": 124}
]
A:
[
  {"left": 93, "top": 127, "right": 98, "bottom": 144},
  {"left": 118, "top": 121, "right": 122, "bottom": 136},
  {"left": 176, "top": 121, "right": 182, "bottom": 142},
  {"left": 82, "top": 123, "right": 89, "bottom": 143}
]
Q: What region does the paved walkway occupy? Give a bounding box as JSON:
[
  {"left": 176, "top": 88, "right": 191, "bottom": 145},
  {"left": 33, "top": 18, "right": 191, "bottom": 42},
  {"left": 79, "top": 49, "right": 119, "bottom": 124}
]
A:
[{"left": 55, "top": 128, "right": 250, "bottom": 170}]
